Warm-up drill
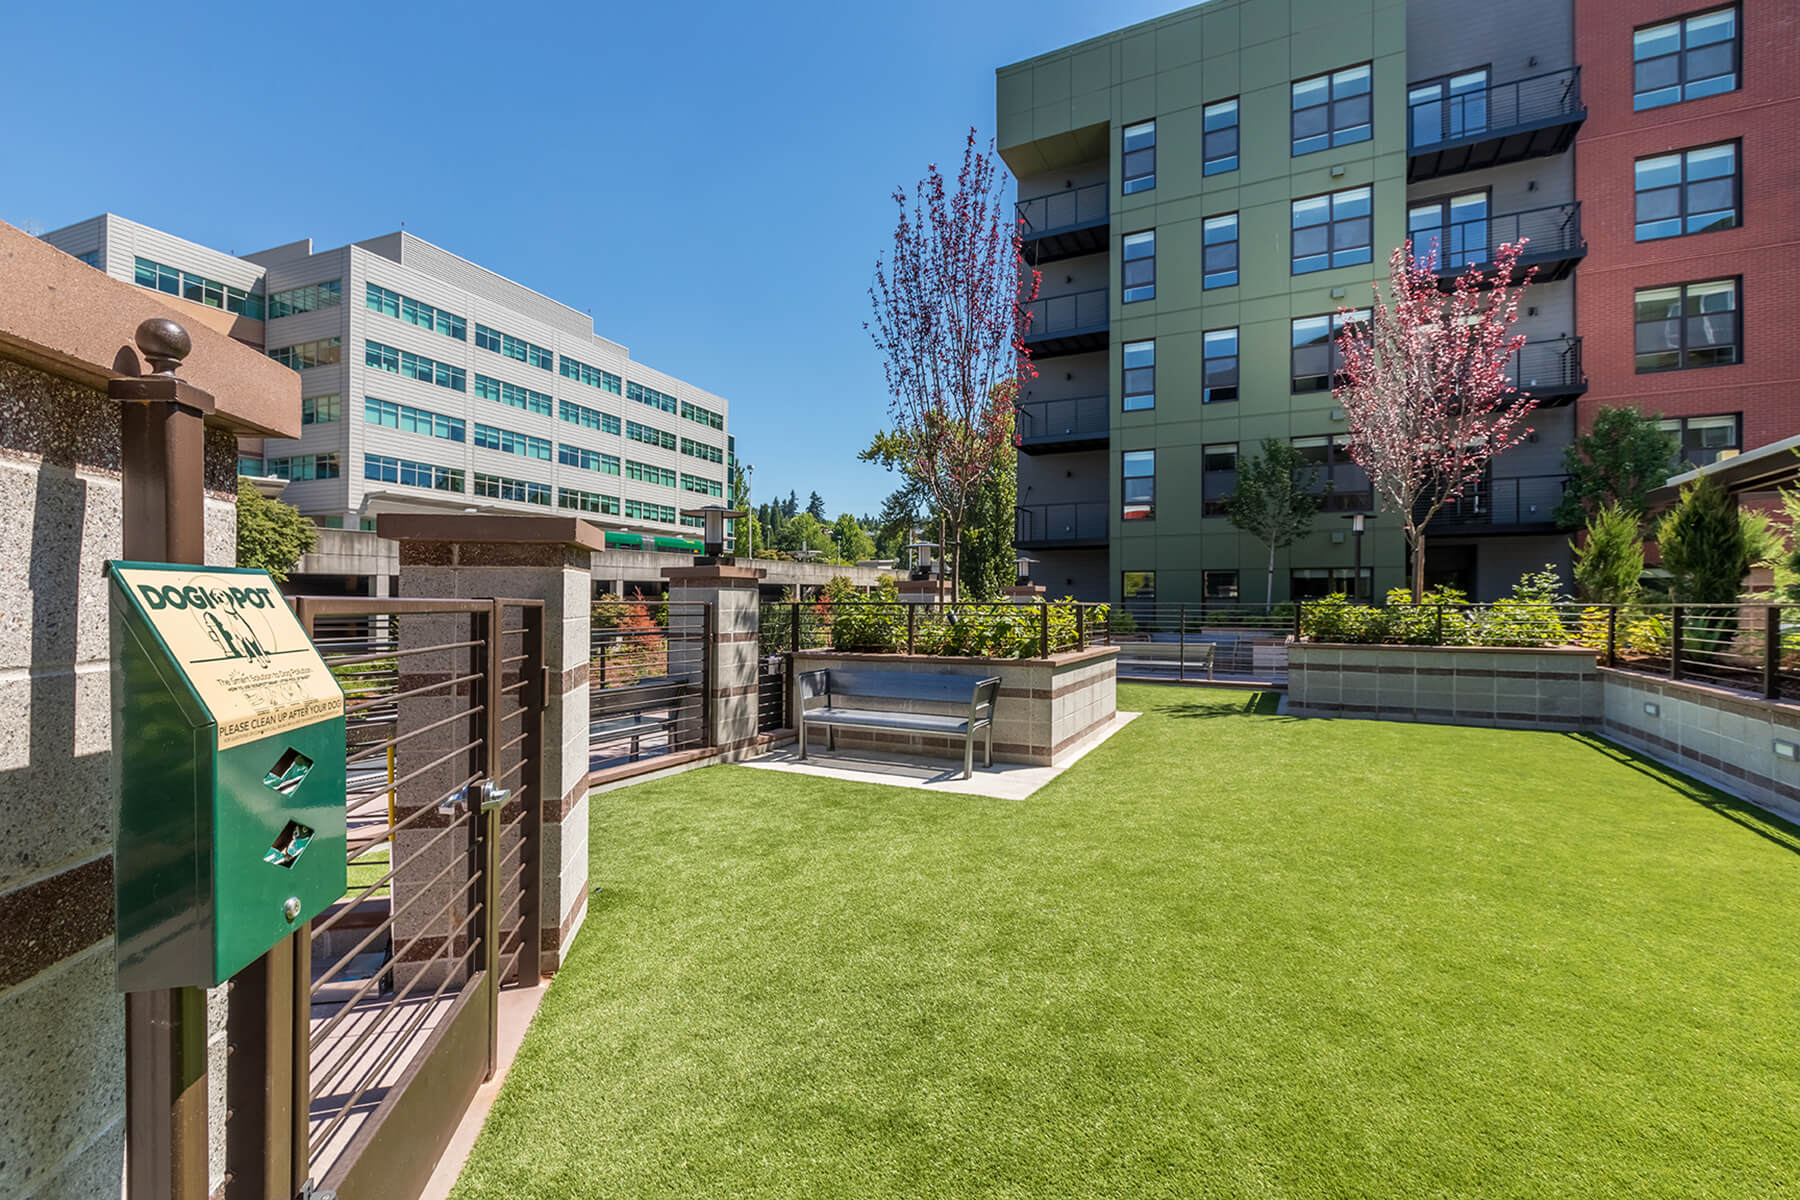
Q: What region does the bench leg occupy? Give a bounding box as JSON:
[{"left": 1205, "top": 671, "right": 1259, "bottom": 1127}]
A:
[
  {"left": 963, "top": 733, "right": 974, "bottom": 780},
  {"left": 630, "top": 734, "right": 640, "bottom": 762},
  {"left": 797, "top": 716, "right": 806, "bottom": 760},
  {"left": 984, "top": 723, "right": 993, "bottom": 768},
  {"left": 827, "top": 724, "right": 835, "bottom": 752}
]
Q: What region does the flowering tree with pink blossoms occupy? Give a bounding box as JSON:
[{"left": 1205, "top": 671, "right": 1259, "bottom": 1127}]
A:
[
  {"left": 867, "top": 130, "right": 1041, "bottom": 600},
  {"left": 1334, "top": 239, "right": 1540, "bottom": 601}
]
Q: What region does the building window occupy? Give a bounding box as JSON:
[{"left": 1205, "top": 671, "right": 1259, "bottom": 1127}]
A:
[
  {"left": 300, "top": 395, "right": 341, "bottom": 425},
  {"left": 1204, "top": 98, "right": 1239, "bottom": 175},
  {"left": 1122, "top": 340, "right": 1155, "bottom": 412},
  {"left": 365, "top": 341, "right": 466, "bottom": 391},
  {"left": 73, "top": 249, "right": 100, "bottom": 268},
  {"left": 473, "top": 424, "right": 552, "bottom": 460},
  {"left": 1201, "top": 444, "right": 1238, "bottom": 517},
  {"left": 681, "top": 473, "right": 724, "bottom": 497},
  {"left": 1292, "top": 64, "right": 1372, "bottom": 156},
  {"left": 1634, "top": 7, "right": 1738, "bottom": 110},
  {"left": 1202, "top": 570, "right": 1240, "bottom": 602},
  {"left": 364, "top": 454, "right": 461, "bottom": 492},
  {"left": 1203, "top": 329, "right": 1239, "bottom": 405},
  {"left": 268, "top": 453, "right": 340, "bottom": 481},
  {"left": 559, "top": 444, "right": 621, "bottom": 474},
  {"left": 558, "top": 486, "right": 620, "bottom": 516},
  {"left": 475, "top": 374, "right": 553, "bottom": 416},
  {"left": 236, "top": 453, "right": 264, "bottom": 476},
  {"left": 1292, "top": 187, "right": 1373, "bottom": 274},
  {"left": 559, "top": 398, "right": 622, "bottom": 435},
  {"left": 1123, "top": 450, "right": 1155, "bottom": 521},
  {"left": 1408, "top": 70, "right": 1488, "bottom": 147},
  {"left": 473, "top": 473, "right": 551, "bottom": 506},
  {"left": 625, "top": 420, "right": 677, "bottom": 451},
  {"left": 627, "top": 381, "right": 679, "bottom": 414},
  {"left": 680, "top": 399, "right": 725, "bottom": 430},
  {"left": 472, "top": 323, "right": 551, "bottom": 369},
  {"left": 268, "top": 280, "right": 341, "bottom": 318},
  {"left": 560, "top": 355, "right": 622, "bottom": 392},
  {"left": 1203, "top": 213, "right": 1239, "bottom": 289},
  {"left": 680, "top": 437, "right": 725, "bottom": 464},
  {"left": 1291, "top": 567, "right": 1372, "bottom": 600},
  {"left": 625, "top": 460, "right": 679, "bottom": 488},
  {"left": 1122, "top": 571, "right": 1156, "bottom": 618},
  {"left": 1409, "top": 192, "right": 1489, "bottom": 270},
  {"left": 1123, "top": 120, "right": 1156, "bottom": 194},
  {"left": 131, "top": 257, "right": 263, "bottom": 319},
  {"left": 1635, "top": 143, "right": 1738, "bottom": 241},
  {"left": 1122, "top": 230, "right": 1155, "bottom": 303},
  {"left": 1634, "top": 279, "right": 1739, "bottom": 372},
  {"left": 624, "top": 498, "right": 678, "bottom": 524},
  {"left": 1658, "top": 414, "right": 1741, "bottom": 467},
  {"left": 268, "top": 338, "right": 341, "bottom": 371},
  {"left": 1291, "top": 311, "right": 1369, "bottom": 392},
  {"left": 1292, "top": 434, "right": 1372, "bottom": 511},
  {"left": 364, "top": 396, "right": 466, "bottom": 442},
  {"left": 368, "top": 284, "right": 466, "bottom": 340}
]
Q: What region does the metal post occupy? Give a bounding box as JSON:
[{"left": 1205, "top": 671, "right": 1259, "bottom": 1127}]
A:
[
  {"left": 1292, "top": 603, "right": 1303, "bottom": 640},
  {"left": 701, "top": 603, "right": 715, "bottom": 747},
  {"left": 1670, "top": 605, "right": 1684, "bottom": 681},
  {"left": 791, "top": 602, "right": 801, "bottom": 655},
  {"left": 1765, "top": 605, "right": 1781, "bottom": 700},
  {"left": 1178, "top": 603, "right": 1187, "bottom": 682},
  {"left": 1606, "top": 605, "right": 1618, "bottom": 668},
  {"left": 1039, "top": 602, "right": 1050, "bottom": 658},
  {"left": 906, "top": 603, "right": 916, "bottom": 656},
  {"left": 1076, "top": 604, "right": 1086, "bottom": 650},
  {"left": 116, "top": 320, "right": 216, "bottom": 1200},
  {"left": 521, "top": 604, "right": 546, "bottom": 983}
]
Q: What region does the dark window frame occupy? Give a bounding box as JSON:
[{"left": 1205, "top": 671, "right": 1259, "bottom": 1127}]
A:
[
  {"left": 1201, "top": 442, "right": 1239, "bottom": 517},
  {"left": 1291, "top": 63, "right": 1373, "bottom": 157},
  {"left": 1633, "top": 6, "right": 1740, "bottom": 111},
  {"left": 1291, "top": 310, "right": 1369, "bottom": 393},
  {"left": 1633, "top": 141, "right": 1740, "bottom": 241},
  {"left": 1203, "top": 328, "right": 1240, "bottom": 406},
  {"left": 1633, "top": 277, "right": 1742, "bottom": 373},
  {"left": 1292, "top": 433, "right": 1374, "bottom": 512},
  {"left": 1122, "top": 339, "right": 1155, "bottom": 412},
  {"left": 1658, "top": 412, "right": 1742, "bottom": 467},
  {"left": 1292, "top": 186, "right": 1374, "bottom": 275},
  {"left": 1123, "top": 119, "right": 1156, "bottom": 194},
  {"left": 1407, "top": 65, "right": 1491, "bottom": 147},
  {"left": 1203, "top": 97, "right": 1240, "bottom": 175},
  {"left": 1122, "top": 449, "right": 1155, "bottom": 522},
  {"left": 1406, "top": 187, "right": 1491, "bottom": 270},
  {"left": 1122, "top": 229, "right": 1156, "bottom": 303},
  {"left": 1203, "top": 211, "right": 1239, "bottom": 289}
]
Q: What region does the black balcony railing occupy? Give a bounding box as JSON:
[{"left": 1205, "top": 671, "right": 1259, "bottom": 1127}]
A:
[
  {"left": 1015, "top": 502, "right": 1108, "bottom": 548},
  {"left": 1508, "top": 338, "right": 1586, "bottom": 401},
  {"left": 1433, "top": 473, "right": 1569, "bottom": 529},
  {"left": 1016, "top": 395, "right": 1109, "bottom": 453},
  {"left": 1408, "top": 67, "right": 1584, "bottom": 180},
  {"left": 1415, "top": 203, "right": 1584, "bottom": 282},
  {"left": 1016, "top": 183, "right": 1108, "bottom": 240},
  {"left": 1021, "top": 288, "right": 1109, "bottom": 357}
]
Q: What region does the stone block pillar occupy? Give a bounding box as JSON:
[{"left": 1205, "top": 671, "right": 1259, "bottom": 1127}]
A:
[
  {"left": 662, "top": 564, "right": 766, "bottom": 751},
  {"left": 381, "top": 515, "right": 603, "bottom": 976}
]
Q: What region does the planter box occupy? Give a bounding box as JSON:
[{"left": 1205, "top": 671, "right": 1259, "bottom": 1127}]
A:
[
  {"left": 1289, "top": 642, "right": 1601, "bottom": 731},
  {"left": 793, "top": 646, "right": 1118, "bottom": 766}
]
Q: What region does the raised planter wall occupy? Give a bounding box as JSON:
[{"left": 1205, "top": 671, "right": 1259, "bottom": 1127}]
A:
[
  {"left": 1288, "top": 643, "right": 1600, "bottom": 730},
  {"left": 793, "top": 646, "right": 1118, "bottom": 766}
]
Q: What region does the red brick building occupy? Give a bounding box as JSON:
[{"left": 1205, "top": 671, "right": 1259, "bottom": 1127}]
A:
[{"left": 1576, "top": 1, "right": 1800, "bottom": 463}]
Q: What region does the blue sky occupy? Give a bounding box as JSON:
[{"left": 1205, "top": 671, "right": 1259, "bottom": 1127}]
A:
[{"left": 1, "top": 0, "right": 1176, "bottom": 519}]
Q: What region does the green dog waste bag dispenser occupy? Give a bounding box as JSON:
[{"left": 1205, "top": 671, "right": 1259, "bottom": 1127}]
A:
[{"left": 109, "top": 562, "right": 347, "bottom": 990}]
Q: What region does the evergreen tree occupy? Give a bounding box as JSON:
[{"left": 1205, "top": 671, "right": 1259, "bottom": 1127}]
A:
[
  {"left": 1554, "top": 406, "right": 1680, "bottom": 527},
  {"left": 235, "top": 478, "right": 317, "bottom": 582},
  {"left": 806, "top": 491, "right": 827, "bottom": 521},
  {"left": 1657, "top": 475, "right": 1750, "bottom": 603},
  {"left": 1570, "top": 503, "right": 1644, "bottom": 605},
  {"left": 781, "top": 490, "right": 799, "bottom": 519}
]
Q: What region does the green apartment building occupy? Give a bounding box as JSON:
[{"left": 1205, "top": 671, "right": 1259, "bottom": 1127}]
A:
[{"left": 998, "top": 0, "right": 1591, "bottom": 611}]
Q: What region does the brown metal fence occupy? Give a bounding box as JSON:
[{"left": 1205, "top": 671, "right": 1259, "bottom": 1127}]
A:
[{"left": 590, "top": 598, "right": 710, "bottom": 770}]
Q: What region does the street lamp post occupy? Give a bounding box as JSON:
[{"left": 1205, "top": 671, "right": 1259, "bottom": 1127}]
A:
[
  {"left": 681, "top": 504, "right": 748, "bottom": 566},
  {"left": 1342, "top": 512, "right": 1373, "bottom": 600}
]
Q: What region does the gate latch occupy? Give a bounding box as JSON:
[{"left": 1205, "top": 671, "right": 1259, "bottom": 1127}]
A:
[
  {"left": 476, "top": 778, "right": 511, "bottom": 812},
  {"left": 299, "top": 1180, "right": 337, "bottom": 1200}
]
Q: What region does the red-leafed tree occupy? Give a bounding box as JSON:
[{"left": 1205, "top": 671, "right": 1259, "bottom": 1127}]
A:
[
  {"left": 867, "top": 129, "right": 1040, "bottom": 600},
  {"left": 1335, "top": 239, "right": 1540, "bottom": 601}
]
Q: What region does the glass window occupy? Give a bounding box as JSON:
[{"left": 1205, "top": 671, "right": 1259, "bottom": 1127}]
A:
[
  {"left": 1122, "top": 450, "right": 1155, "bottom": 521},
  {"left": 1122, "top": 340, "right": 1155, "bottom": 412},
  {"left": 1293, "top": 64, "right": 1372, "bottom": 156},
  {"left": 1291, "top": 310, "right": 1369, "bottom": 392},
  {"left": 558, "top": 487, "right": 621, "bottom": 515},
  {"left": 1204, "top": 99, "right": 1239, "bottom": 175},
  {"left": 269, "top": 338, "right": 342, "bottom": 371},
  {"left": 473, "top": 424, "right": 551, "bottom": 459},
  {"left": 1293, "top": 187, "right": 1372, "bottom": 274},
  {"left": 1634, "top": 279, "right": 1739, "bottom": 371},
  {"left": 1634, "top": 7, "right": 1738, "bottom": 110},
  {"left": 1122, "top": 571, "right": 1156, "bottom": 618},
  {"left": 1202, "top": 570, "right": 1239, "bottom": 602},
  {"left": 1408, "top": 70, "right": 1488, "bottom": 148},
  {"left": 268, "top": 280, "right": 341, "bottom": 319},
  {"left": 1658, "top": 414, "right": 1741, "bottom": 467},
  {"left": 474, "top": 473, "right": 551, "bottom": 506},
  {"left": 1635, "top": 143, "right": 1738, "bottom": 240},
  {"left": 364, "top": 396, "right": 465, "bottom": 442},
  {"left": 1203, "top": 213, "right": 1239, "bottom": 289},
  {"left": 1123, "top": 120, "right": 1156, "bottom": 194},
  {"left": 1202, "top": 443, "right": 1238, "bottom": 517},
  {"left": 1292, "top": 434, "right": 1372, "bottom": 511},
  {"left": 1291, "top": 567, "right": 1372, "bottom": 600},
  {"left": 1122, "top": 230, "right": 1155, "bottom": 303},
  {"left": 560, "top": 355, "right": 623, "bottom": 393},
  {"left": 300, "top": 395, "right": 341, "bottom": 425},
  {"left": 1408, "top": 192, "right": 1489, "bottom": 270},
  {"left": 1203, "top": 329, "right": 1239, "bottom": 405}
]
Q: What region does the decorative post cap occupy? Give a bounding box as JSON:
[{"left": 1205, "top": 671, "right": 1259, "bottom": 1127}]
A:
[{"left": 135, "top": 318, "right": 190, "bottom": 376}]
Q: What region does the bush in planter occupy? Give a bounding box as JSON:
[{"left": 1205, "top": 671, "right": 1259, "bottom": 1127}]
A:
[
  {"left": 824, "top": 576, "right": 904, "bottom": 652},
  {"left": 1471, "top": 565, "right": 1573, "bottom": 647},
  {"left": 1298, "top": 594, "right": 1391, "bottom": 643}
]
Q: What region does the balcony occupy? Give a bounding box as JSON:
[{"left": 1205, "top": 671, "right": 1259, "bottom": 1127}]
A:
[
  {"left": 1431, "top": 473, "right": 1569, "bottom": 532},
  {"left": 1016, "top": 395, "right": 1109, "bottom": 455},
  {"left": 1015, "top": 502, "right": 1108, "bottom": 549},
  {"left": 1016, "top": 184, "right": 1109, "bottom": 263},
  {"left": 1508, "top": 338, "right": 1586, "bottom": 405},
  {"left": 1021, "top": 288, "right": 1108, "bottom": 358},
  {"left": 1417, "top": 203, "right": 1585, "bottom": 284},
  {"left": 1407, "top": 67, "right": 1585, "bottom": 182}
]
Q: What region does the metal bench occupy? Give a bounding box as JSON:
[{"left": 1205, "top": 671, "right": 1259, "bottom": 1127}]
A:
[
  {"left": 590, "top": 674, "right": 692, "bottom": 762},
  {"left": 796, "top": 668, "right": 1001, "bottom": 779},
  {"left": 1114, "top": 637, "right": 1215, "bottom": 679}
]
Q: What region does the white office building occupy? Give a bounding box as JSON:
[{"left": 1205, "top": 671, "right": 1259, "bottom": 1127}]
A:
[{"left": 42, "top": 214, "right": 732, "bottom": 548}]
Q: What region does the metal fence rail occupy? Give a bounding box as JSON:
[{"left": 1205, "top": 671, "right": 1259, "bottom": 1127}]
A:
[
  {"left": 1114, "top": 605, "right": 1294, "bottom": 682},
  {"left": 590, "top": 597, "right": 709, "bottom": 770}
]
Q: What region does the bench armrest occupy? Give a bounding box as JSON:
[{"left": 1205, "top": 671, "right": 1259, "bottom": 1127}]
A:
[
  {"left": 795, "top": 668, "right": 831, "bottom": 713},
  {"left": 969, "top": 676, "right": 1001, "bottom": 727}
]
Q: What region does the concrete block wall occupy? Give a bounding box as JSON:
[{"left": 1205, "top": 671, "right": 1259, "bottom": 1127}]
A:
[
  {"left": 0, "top": 357, "right": 241, "bottom": 1198},
  {"left": 1289, "top": 643, "right": 1601, "bottom": 728}
]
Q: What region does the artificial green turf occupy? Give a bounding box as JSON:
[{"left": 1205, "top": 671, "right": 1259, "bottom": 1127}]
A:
[{"left": 452, "top": 685, "right": 1800, "bottom": 1199}]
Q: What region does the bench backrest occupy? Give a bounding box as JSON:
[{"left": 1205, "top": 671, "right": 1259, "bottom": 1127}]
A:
[
  {"left": 591, "top": 675, "right": 691, "bottom": 716},
  {"left": 798, "top": 668, "right": 999, "bottom": 712}
]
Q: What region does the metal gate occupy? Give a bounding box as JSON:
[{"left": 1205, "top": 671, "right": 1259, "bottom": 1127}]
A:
[{"left": 226, "top": 597, "right": 545, "bottom": 1200}]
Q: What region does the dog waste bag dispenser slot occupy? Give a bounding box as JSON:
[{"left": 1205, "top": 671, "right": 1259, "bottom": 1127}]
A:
[{"left": 109, "top": 562, "right": 347, "bottom": 991}]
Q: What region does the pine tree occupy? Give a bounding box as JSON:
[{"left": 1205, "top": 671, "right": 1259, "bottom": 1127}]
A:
[
  {"left": 1570, "top": 503, "right": 1644, "bottom": 605},
  {"left": 1657, "top": 475, "right": 1749, "bottom": 603}
]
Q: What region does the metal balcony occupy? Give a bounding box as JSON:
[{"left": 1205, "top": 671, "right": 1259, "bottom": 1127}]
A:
[
  {"left": 1021, "top": 288, "right": 1108, "bottom": 358},
  {"left": 1431, "top": 473, "right": 1570, "bottom": 531},
  {"left": 1407, "top": 67, "right": 1585, "bottom": 182},
  {"left": 1015, "top": 502, "right": 1109, "bottom": 549},
  {"left": 1016, "top": 183, "right": 1109, "bottom": 263},
  {"left": 1508, "top": 338, "right": 1586, "bottom": 405},
  {"left": 1417, "top": 203, "right": 1585, "bottom": 284},
  {"left": 1016, "top": 395, "right": 1109, "bottom": 455}
]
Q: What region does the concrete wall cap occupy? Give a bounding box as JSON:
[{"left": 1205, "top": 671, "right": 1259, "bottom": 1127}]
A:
[{"left": 377, "top": 513, "right": 609, "bottom": 551}]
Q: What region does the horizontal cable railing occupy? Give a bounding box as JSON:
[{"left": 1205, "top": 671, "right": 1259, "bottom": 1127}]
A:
[
  {"left": 1022, "top": 288, "right": 1109, "bottom": 339},
  {"left": 1016, "top": 183, "right": 1108, "bottom": 237},
  {"left": 1408, "top": 66, "right": 1582, "bottom": 150},
  {"left": 766, "top": 599, "right": 1112, "bottom": 660},
  {"left": 1016, "top": 501, "right": 1109, "bottom": 545},
  {"left": 1415, "top": 202, "right": 1582, "bottom": 273},
  {"left": 1113, "top": 605, "right": 1294, "bottom": 682},
  {"left": 1434, "top": 473, "right": 1570, "bottom": 527},
  {"left": 1017, "top": 394, "right": 1109, "bottom": 443},
  {"left": 590, "top": 597, "right": 709, "bottom": 769},
  {"left": 1509, "top": 337, "right": 1584, "bottom": 394}
]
